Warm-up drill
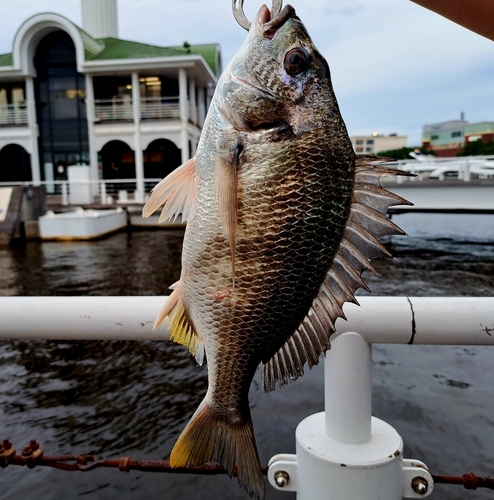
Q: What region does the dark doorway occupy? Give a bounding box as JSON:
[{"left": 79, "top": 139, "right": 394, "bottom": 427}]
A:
[
  {"left": 0, "top": 144, "right": 32, "bottom": 182},
  {"left": 100, "top": 140, "right": 136, "bottom": 193},
  {"left": 144, "top": 139, "right": 181, "bottom": 179}
]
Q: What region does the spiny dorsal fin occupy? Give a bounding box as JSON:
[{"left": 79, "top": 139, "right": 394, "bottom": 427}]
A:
[
  {"left": 142, "top": 156, "right": 197, "bottom": 222},
  {"left": 154, "top": 281, "right": 204, "bottom": 365},
  {"left": 261, "top": 161, "right": 412, "bottom": 392}
]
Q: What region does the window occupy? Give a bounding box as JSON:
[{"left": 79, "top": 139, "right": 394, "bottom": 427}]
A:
[
  {"left": 430, "top": 135, "right": 439, "bottom": 140},
  {"left": 366, "top": 139, "right": 374, "bottom": 145},
  {"left": 451, "top": 131, "right": 461, "bottom": 138},
  {"left": 356, "top": 139, "right": 364, "bottom": 145},
  {"left": 356, "top": 147, "right": 363, "bottom": 152},
  {"left": 366, "top": 147, "right": 372, "bottom": 152}
]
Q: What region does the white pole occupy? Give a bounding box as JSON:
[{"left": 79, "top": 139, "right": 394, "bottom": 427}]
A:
[
  {"left": 61, "top": 182, "right": 68, "bottom": 206},
  {"left": 25, "top": 76, "right": 41, "bottom": 186},
  {"left": 179, "top": 68, "right": 190, "bottom": 163},
  {"left": 132, "top": 71, "right": 145, "bottom": 202},
  {"left": 269, "top": 332, "right": 434, "bottom": 498},
  {"left": 100, "top": 181, "right": 107, "bottom": 204},
  {"left": 325, "top": 332, "right": 371, "bottom": 443}
]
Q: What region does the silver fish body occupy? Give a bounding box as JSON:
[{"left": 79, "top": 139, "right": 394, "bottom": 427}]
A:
[{"left": 143, "top": 5, "right": 411, "bottom": 499}]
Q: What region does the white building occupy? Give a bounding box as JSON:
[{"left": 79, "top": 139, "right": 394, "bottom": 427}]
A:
[
  {"left": 351, "top": 134, "right": 407, "bottom": 155},
  {"left": 0, "top": 0, "right": 220, "bottom": 201}
]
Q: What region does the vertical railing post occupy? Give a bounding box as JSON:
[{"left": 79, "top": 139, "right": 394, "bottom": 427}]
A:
[
  {"left": 268, "top": 331, "right": 433, "bottom": 499},
  {"left": 100, "top": 182, "right": 107, "bottom": 205},
  {"left": 61, "top": 183, "right": 68, "bottom": 206},
  {"left": 325, "top": 332, "right": 372, "bottom": 443}
]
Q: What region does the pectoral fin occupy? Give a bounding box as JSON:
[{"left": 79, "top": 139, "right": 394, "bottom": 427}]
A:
[
  {"left": 142, "top": 156, "right": 197, "bottom": 222},
  {"left": 215, "top": 145, "right": 242, "bottom": 286}
]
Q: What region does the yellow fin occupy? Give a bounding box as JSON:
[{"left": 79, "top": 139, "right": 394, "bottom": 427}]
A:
[{"left": 154, "top": 282, "right": 204, "bottom": 365}]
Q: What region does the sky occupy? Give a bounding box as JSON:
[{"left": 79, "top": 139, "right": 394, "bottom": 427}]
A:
[{"left": 1, "top": 0, "right": 493, "bottom": 146}]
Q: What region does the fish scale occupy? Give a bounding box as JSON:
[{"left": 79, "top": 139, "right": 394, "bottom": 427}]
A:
[{"left": 142, "top": 4, "right": 412, "bottom": 499}]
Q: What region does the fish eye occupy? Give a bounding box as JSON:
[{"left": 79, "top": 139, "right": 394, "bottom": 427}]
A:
[{"left": 284, "top": 47, "right": 309, "bottom": 76}]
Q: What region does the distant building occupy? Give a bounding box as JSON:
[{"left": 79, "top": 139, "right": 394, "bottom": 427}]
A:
[
  {"left": 421, "top": 116, "right": 468, "bottom": 157},
  {"left": 421, "top": 114, "right": 494, "bottom": 157},
  {"left": 464, "top": 122, "right": 494, "bottom": 145},
  {"left": 350, "top": 134, "right": 407, "bottom": 155},
  {"left": 0, "top": 0, "right": 220, "bottom": 200}
]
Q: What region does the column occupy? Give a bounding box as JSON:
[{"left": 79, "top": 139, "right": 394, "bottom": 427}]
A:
[
  {"left": 198, "top": 86, "right": 206, "bottom": 126},
  {"left": 188, "top": 78, "right": 197, "bottom": 124},
  {"left": 178, "top": 68, "right": 189, "bottom": 164},
  {"left": 132, "top": 71, "right": 144, "bottom": 202},
  {"left": 25, "top": 77, "right": 41, "bottom": 186},
  {"left": 85, "top": 74, "right": 99, "bottom": 195}
]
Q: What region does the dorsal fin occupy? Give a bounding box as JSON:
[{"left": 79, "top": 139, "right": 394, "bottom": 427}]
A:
[
  {"left": 261, "top": 160, "right": 413, "bottom": 392},
  {"left": 142, "top": 156, "right": 197, "bottom": 222},
  {"left": 154, "top": 281, "right": 205, "bottom": 365}
]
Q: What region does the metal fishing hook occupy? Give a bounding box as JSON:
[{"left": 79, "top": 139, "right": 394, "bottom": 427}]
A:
[{"left": 232, "top": 0, "right": 283, "bottom": 31}]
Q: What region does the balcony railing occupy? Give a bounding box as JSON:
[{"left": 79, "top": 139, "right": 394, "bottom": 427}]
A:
[
  {"left": 94, "top": 98, "right": 133, "bottom": 122},
  {"left": 140, "top": 96, "right": 180, "bottom": 121},
  {"left": 93, "top": 96, "right": 199, "bottom": 124},
  {"left": 0, "top": 103, "right": 29, "bottom": 126}
]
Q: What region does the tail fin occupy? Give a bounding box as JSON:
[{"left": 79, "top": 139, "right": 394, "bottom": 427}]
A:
[{"left": 170, "top": 398, "right": 266, "bottom": 500}]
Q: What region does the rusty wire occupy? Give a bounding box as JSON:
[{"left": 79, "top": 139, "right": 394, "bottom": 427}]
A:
[
  {"left": 2, "top": 439, "right": 494, "bottom": 491},
  {"left": 0, "top": 439, "right": 268, "bottom": 476},
  {"left": 432, "top": 473, "right": 494, "bottom": 490}
]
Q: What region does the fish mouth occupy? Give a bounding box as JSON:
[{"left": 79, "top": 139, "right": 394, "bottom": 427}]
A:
[
  {"left": 255, "top": 4, "right": 297, "bottom": 40},
  {"left": 219, "top": 103, "right": 291, "bottom": 135}
]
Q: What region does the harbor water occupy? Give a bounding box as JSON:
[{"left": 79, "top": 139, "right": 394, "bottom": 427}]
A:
[{"left": 1, "top": 213, "right": 494, "bottom": 499}]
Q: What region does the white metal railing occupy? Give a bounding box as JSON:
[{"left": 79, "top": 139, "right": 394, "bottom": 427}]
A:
[
  {"left": 0, "top": 295, "right": 492, "bottom": 498},
  {"left": 0, "top": 178, "right": 161, "bottom": 205},
  {"left": 0, "top": 296, "right": 492, "bottom": 344},
  {"left": 189, "top": 102, "right": 199, "bottom": 124},
  {"left": 94, "top": 98, "right": 133, "bottom": 122},
  {"left": 93, "top": 96, "right": 199, "bottom": 123},
  {"left": 0, "top": 103, "right": 29, "bottom": 125},
  {"left": 140, "top": 96, "right": 180, "bottom": 120}
]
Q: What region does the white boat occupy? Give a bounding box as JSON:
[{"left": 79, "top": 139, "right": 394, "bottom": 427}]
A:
[{"left": 38, "top": 207, "right": 127, "bottom": 240}]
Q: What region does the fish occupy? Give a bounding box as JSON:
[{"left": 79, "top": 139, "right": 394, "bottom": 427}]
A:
[{"left": 142, "top": 4, "right": 411, "bottom": 499}]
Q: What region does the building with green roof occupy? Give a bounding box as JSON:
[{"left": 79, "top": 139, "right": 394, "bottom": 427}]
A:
[{"left": 0, "top": 0, "right": 221, "bottom": 201}]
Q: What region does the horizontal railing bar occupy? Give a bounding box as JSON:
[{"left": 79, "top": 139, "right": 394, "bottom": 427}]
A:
[{"left": 0, "top": 296, "right": 493, "bottom": 345}]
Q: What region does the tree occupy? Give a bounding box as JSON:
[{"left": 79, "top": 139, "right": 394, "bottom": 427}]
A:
[
  {"left": 375, "top": 147, "right": 432, "bottom": 159},
  {"left": 456, "top": 139, "right": 494, "bottom": 156}
]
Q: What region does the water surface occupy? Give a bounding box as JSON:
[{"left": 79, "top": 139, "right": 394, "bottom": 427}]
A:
[{"left": 1, "top": 215, "right": 494, "bottom": 499}]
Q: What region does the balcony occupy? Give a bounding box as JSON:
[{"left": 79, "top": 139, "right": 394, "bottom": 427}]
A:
[
  {"left": 141, "top": 96, "right": 180, "bottom": 121},
  {"left": 94, "top": 97, "right": 133, "bottom": 123},
  {"left": 0, "top": 103, "right": 29, "bottom": 126},
  {"left": 93, "top": 96, "right": 197, "bottom": 124}
]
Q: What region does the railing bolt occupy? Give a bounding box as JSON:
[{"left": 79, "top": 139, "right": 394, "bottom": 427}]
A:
[
  {"left": 22, "top": 445, "right": 33, "bottom": 457},
  {"left": 274, "top": 470, "right": 290, "bottom": 488},
  {"left": 412, "top": 476, "right": 429, "bottom": 495}
]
